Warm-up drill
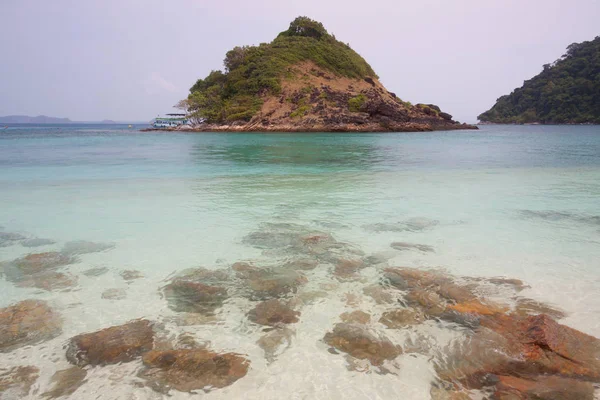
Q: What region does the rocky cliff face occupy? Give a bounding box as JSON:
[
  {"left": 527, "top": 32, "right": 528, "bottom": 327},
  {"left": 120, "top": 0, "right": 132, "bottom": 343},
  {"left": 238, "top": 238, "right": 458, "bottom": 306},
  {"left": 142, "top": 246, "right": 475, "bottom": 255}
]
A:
[{"left": 187, "top": 62, "right": 475, "bottom": 132}]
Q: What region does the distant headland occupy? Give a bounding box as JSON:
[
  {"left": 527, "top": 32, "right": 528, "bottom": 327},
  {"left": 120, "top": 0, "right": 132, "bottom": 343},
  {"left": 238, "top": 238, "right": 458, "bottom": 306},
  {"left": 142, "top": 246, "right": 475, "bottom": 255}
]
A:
[
  {"left": 169, "top": 17, "right": 476, "bottom": 133},
  {"left": 479, "top": 36, "right": 600, "bottom": 124}
]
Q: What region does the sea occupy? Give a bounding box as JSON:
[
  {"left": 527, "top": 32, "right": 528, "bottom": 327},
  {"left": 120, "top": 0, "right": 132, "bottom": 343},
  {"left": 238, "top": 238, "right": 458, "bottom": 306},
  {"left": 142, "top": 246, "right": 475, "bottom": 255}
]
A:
[{"left": 1, "top": 123, "right": 599, "bottom": 399}]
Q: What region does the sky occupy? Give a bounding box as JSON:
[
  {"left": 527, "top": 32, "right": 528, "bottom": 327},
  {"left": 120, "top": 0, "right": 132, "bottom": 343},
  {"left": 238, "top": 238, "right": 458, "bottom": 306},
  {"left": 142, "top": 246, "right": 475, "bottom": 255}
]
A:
[{"left": 0, "top": 0, "right": 598, "bottom": 123}]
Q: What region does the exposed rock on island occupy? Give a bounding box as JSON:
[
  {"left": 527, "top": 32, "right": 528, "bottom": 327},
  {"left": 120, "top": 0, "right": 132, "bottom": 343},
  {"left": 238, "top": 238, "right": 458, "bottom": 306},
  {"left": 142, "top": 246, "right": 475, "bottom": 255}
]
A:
[{"left": 167, "top": 17, "right": 477, "bottom": 133}]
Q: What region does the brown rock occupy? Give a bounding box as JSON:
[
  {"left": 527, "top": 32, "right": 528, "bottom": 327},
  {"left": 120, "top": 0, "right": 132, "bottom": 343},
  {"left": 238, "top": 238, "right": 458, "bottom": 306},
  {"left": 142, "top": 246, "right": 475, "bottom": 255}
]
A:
[
  {"left": 163, "top": 280, "right": 228, "bottom": 314},
  {"left": 436, "top": 283, "right": 476, "bottom": 303},
  {"left": 0, "top": 366, "right": 39, "bottom": 397},
  {"left": 493, "top": 375, "right": 594, "bottom": 400},
  {"left": 340, "top": 310, "right": 371, "bottom": 324},
  {"left": 447, "top": 299, "right": 508, "bottom": 316},
  {"left": 66, "top": 319, "right": 154, "bottom": 366},
  {"left": 42, "top": 366, "right": 87, "bottom": 398},
  {"left": 231, "top": 262, "right": 260, "bottom": 279},
  {"left": 430, "top": 386, "right": 473, "bottom": 400},
  {"left": 140, "top": 349, "right": 250, "bottom": 392},
  {"left": 379, "top": 309, "right": 423, "bottom": 328},
  {"left": 0, "top": 300, "right": 62, "bottom": 352},
  {"left": 248, "top": 299, "right": 300, "bottom": 326},
  {"left": 323, "top": 323, "right": 402, "bottom": 366},
  {"left": 82, "top": 266, "right": 109, "bottom": 277}
]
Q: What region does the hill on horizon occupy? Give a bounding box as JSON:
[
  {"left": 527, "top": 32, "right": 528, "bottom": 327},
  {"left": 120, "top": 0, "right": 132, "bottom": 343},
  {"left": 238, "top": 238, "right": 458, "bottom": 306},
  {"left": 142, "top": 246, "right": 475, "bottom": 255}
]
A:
[{"left": 478, "top": 36, "right": 600, "bottom": 124}]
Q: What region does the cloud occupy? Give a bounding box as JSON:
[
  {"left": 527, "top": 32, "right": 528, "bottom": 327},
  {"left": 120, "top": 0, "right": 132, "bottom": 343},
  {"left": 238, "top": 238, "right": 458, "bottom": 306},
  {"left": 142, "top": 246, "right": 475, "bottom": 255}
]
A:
[{"left": 143, "top": 72, "right": 178, "bottom": 95}]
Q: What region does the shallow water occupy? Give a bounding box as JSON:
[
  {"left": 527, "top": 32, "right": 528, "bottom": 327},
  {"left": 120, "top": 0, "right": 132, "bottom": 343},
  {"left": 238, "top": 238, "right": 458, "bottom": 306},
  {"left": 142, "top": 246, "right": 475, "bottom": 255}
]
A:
[{"left": 1, "top": 124, "right": 600, "bottom": 399}]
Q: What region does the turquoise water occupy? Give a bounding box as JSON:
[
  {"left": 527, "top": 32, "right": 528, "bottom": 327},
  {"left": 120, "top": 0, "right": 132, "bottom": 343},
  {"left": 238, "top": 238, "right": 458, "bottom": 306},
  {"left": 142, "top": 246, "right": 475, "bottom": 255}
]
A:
[{"left": 1, "top": 124, "right": 600, "bottom": 398}]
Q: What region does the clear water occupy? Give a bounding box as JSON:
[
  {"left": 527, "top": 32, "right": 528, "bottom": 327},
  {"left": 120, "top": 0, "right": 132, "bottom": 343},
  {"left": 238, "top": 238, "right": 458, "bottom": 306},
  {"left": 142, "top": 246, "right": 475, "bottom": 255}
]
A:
[{"left": 1, "top": 124, "right": 600, "bottom": 399}]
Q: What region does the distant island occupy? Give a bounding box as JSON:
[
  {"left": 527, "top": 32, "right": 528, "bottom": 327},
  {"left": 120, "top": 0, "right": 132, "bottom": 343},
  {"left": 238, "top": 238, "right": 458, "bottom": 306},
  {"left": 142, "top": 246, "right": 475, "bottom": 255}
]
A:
[
  {"left": 0, "top": 115, "right": 72, "bottom": 124},
  {"left": 175, "top": 17, "right": 476, "bottom": 132},
  {"left": 479, "top": 36, "right": 600, "bottom": 124},
  {"left": 0, "top": 116, "right": 135, "bottom": 125}
]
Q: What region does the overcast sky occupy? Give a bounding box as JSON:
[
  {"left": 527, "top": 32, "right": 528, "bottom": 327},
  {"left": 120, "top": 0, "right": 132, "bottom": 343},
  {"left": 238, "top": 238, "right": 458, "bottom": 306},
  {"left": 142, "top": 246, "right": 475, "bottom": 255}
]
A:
[{"left": 1, "top": 0, "right": 598, "bottom": 123}]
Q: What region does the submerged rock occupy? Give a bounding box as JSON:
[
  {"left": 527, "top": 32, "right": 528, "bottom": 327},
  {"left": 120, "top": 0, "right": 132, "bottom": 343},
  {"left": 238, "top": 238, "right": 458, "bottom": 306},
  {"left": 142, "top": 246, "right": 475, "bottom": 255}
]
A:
[
  {"left": 333, "top": 258, "right": 365, "bottom": 280},
  {"left": 246, "top": 268, "right": 307, "bottom": 300},
  {"left": 16, "top": 271, "right": 78, "bottom": 291},
  {"left": 61, "top": 240, "right": 115, "bottom": 255},
  {"left": 0, "top": 300, "right": 62, "bottom": 352},
  {"left": 363, "top": 217, "right": 439, "bottom": 233},
  {"left": 21, "top": 238, "right": 56, "bottom": 248},
  {"left": 323, "top": 323, "right": 401, "bottom": 366},
  {"left": 390, "top": 241, "right": 435, "bottom": 253},
  {"left": 66, "top": 319, "right": 154, "bottom": 366},
  {"left": 379, "top": 309, "right": 424, "bottom": 328},
  {"left": 340, "top": 310, "right": 371, "bottom": 324},
  {"left": 163, "top": 280, "right": 228, "bottom": 314},
  {"left": 140, "top": 348, "right": 250, "bottom": 392},
  {"left": 42, "top": 366, "right": 87, "bottom": 399},
  {"left": 384, "top": 267, "right": 451, "bottom": 290},
  {"left": 120, "top": 269, "right": 144, "bottom": 282},
  {"left": 405, "top": 289, "right": 447, "bottom": 317},
  {"left": 493, "top": 375, "right": 594, "bottom": 400},
  {"left": 0, "top": 366, "right": 39, "bottom": 398},
  {"left": 2, "top": 252, "right": 76, "bottom": 277},
  {"left": 487, "top": 277, "right": 528, "bottom": 291},
  {"left": 283, "top": 258, "right": 319, "bottom": 271},
  {"left": 257, "top": 326, "right": 294, "bottom": 363},
  {"left": 101, "top": 288, "right": 127, "bottom": 300},
  {"left": 513, "top": 297, "right": 566, "bottom": 320},
  {"left": 363, "top": 285, "right": 394, "bottom": 304},
  {"left": 0, "top": 232, "right": 27, "bottom": 248},
  {"left": 82, "top": 266, "right": 109, "bottom": 277},
  {"left": 248, "top": 299, "right": 300, "bottom": 326}
]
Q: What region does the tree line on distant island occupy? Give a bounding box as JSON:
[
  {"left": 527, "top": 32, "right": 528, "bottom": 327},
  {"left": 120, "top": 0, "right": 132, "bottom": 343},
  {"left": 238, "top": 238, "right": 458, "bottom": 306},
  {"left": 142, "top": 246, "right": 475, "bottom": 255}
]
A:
[{"left": 478, "top": 36, "right": 600, "bottom": 124}]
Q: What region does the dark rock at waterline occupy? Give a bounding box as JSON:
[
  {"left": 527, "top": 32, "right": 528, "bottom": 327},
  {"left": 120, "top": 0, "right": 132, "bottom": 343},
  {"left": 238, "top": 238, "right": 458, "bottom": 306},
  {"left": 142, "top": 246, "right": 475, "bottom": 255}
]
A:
[
  {"left": 140, "top": 348, "right": 250, "bottom": 392},
  {"left": 487, "top": 277, "right": 528, "bottom": 291},
  {"left": 0, "top": 300, "right": 62, "bottom": 352},
  {"left": 0, "top": 365, "right": 39, "bottom": 398},
  {"left": 163, "top": 280, "right": 228, "bottom": 314},
  {"left": 390, "top": 241, "right": 435, "bottom": 253},
  {"left": 323, "top": 323, "right": 401, "bottom": 366},
  {"left": 513, "top": 297, "right": 567, "bottom": 320},
  {"left": 66, "top": 319, "right": 154, "bottom": 366},
  {"left": 493, "top": 374, "right": 594, "bottom": 400},
  {"left": 42, "top": 366, "right": 87, "bottom": 399},
  {"left": 61, "top": 240, "right": 115, "bottom": 255},
  {"left": 21, "top": 238, "right": 56, "bottom": 248},
  {"left": 248, "top": 299, "right": 300, "bottom": 326}
]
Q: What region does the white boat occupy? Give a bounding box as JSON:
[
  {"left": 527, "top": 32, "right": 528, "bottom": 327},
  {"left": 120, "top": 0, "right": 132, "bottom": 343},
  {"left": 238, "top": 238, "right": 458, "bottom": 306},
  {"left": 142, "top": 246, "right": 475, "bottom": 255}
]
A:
[{"left": 152, "top": 114, "right": 189, "bottom": 128}]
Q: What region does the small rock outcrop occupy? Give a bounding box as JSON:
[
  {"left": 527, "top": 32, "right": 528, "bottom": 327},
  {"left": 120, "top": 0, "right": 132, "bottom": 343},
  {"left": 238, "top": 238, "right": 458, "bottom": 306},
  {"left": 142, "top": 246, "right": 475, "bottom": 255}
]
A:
[
  {"left": 42, "top": 366, "right": 87, "bottom": 399},
  {"left": 0, "top": 366, "right": 39, "bottom": 398},
  {"left": 247, "top": 299, "right": 300, "bottom": 326},
  {"left": 66, "top": 319, "right": 154, "bottom": 366}
]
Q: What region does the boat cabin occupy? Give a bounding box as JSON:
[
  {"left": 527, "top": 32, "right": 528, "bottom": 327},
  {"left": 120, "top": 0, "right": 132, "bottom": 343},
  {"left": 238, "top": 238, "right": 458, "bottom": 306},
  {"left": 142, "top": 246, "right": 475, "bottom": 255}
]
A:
[{"left": 152, "top": 113, "right": 189, "bottom": 128}]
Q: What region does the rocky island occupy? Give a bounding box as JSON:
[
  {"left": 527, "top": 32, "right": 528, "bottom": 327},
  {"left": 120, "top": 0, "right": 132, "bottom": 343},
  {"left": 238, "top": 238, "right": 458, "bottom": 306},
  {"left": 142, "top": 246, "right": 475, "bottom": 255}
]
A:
[
  {"left": 172, "top": 17, "right": 476, "bottom": 132},
  {"left": 479, "top": 36, "right": 600, "bottom": 124}
]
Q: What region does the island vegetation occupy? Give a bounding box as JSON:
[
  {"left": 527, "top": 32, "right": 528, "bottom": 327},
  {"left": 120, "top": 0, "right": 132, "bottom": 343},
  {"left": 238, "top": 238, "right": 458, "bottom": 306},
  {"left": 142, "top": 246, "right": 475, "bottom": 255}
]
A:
[
  {"left": 478, "top": 36, "right": 600, "bottom": 124},
  {"left": 176, "top": 17, "right": 475, "bottom": 132}
]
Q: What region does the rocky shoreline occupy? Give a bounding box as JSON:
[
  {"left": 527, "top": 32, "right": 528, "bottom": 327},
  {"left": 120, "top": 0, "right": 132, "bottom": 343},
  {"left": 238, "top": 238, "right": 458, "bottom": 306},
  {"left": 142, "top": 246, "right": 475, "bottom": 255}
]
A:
[{"left": 1, "top": 223, "right": 599, "bottom": 398}]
